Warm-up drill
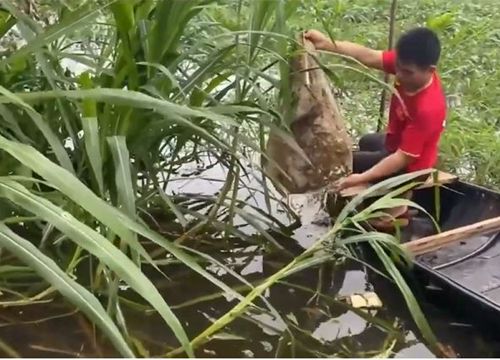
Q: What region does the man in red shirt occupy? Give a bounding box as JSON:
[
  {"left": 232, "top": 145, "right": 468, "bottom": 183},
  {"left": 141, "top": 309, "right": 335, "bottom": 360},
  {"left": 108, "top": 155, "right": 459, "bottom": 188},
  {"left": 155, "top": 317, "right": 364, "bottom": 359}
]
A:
[{"left": 304, "top": 27, "right": 447, "bottom": 191}]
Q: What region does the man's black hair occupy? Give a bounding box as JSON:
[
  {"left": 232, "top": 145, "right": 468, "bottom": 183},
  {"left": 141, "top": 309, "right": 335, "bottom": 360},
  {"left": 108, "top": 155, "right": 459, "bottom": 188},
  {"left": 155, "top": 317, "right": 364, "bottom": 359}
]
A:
[{"left": 396, "top": 27, "right": 441, "bottom": 68}]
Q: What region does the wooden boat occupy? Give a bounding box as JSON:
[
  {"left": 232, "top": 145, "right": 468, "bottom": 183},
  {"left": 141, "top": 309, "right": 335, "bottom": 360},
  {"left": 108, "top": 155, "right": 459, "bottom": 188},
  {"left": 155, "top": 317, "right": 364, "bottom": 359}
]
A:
[{"left": 353, "top": 175, "right": 500, "bottom": 332}]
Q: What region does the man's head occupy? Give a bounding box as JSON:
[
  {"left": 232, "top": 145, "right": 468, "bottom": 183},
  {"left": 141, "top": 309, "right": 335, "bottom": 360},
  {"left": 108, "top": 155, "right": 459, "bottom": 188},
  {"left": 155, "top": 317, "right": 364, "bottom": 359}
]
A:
[{"left": 395, "top": 27, "right": 441, "bottom": 92}]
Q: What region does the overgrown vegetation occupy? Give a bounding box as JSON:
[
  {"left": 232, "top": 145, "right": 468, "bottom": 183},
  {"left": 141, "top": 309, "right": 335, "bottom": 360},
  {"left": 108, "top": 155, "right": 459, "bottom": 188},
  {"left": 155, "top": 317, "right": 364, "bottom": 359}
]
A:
[{"left": 0, "top": 0, "right": 497, "bottom": 357}]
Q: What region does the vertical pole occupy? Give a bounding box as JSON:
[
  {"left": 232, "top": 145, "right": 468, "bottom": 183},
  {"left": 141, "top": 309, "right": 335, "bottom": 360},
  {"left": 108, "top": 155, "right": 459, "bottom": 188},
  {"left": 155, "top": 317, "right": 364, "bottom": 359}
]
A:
[{"left": 377, "top": 0, "right": 398, "bottom": 132}]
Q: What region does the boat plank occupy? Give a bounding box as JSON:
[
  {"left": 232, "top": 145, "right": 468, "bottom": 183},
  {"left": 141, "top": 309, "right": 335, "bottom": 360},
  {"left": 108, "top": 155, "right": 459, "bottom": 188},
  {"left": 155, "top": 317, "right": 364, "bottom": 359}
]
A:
[
  {"left": 404, "top": 215, "right": 500, "bottom": 256},
  {"left": 340, "top": 170, "right": 457, "bottom": 198}
]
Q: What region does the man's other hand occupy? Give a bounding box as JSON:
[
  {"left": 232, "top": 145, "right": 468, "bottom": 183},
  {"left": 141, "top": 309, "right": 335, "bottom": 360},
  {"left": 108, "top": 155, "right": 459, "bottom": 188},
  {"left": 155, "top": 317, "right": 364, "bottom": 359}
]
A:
[{"left": 334, "top": 173, "right": 366, "bottom": 191}]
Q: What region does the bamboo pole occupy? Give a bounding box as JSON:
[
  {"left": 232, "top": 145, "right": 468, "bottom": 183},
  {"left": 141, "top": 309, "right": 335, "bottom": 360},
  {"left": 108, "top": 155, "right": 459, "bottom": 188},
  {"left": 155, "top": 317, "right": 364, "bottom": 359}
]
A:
[{"left": 404, "top": 216, "right": 500, "bottom": 256}]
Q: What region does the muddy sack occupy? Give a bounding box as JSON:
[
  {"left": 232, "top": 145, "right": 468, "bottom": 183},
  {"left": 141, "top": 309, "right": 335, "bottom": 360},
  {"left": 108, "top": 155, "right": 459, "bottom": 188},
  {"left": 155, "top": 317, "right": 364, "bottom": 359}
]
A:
[{"left": 265, "top": 36, "right": 353, "bottom": 195}]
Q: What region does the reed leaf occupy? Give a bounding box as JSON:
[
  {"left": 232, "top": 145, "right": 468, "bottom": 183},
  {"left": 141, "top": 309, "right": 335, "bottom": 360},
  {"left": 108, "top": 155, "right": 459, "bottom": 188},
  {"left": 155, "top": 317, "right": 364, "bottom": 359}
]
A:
[
  {"left": 0, "top": 178, "right": 193, "bottom": 357},
  {"left": 1, "top": 1, "right": 114, "bottom": 65},
  {"left": 0, "top": 223, "right": 134, "bottom": 358},
  {"left": 370, "top": 241, "right": 439, "bottom": 352},
  {"left": 0, "top": 86, "right": 74, "bottom": 174},
  {"left": 0, "top": 135, "right": 254, "bottom": 315}
]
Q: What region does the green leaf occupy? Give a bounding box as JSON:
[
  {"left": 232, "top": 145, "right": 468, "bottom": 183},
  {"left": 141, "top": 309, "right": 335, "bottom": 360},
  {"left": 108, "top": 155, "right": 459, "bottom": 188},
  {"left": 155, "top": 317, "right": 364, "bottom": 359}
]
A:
[
  {"left": 426, "top": 13, "right": 455, "bottom": 32},
  {"left": 107, "top": 136, "right": 140, "bottom": 264},
  {"left": 0, "top": 10, "right": 16, "bottom": 39},
  {"left": 371, "top": 241, "right": 439, "bottom": 352},
  {"left": 11, "top": 17, "right": 78, "bottom": 145},
  {"left": 0, "top": 179, "right": 193, "bottom": 357},
  {"left": 111, "top": 0, "right": 140, "bottom": 89},
  {"left": 248, "top": 0, "right": 277, "bottom": 60},
  {"left": 148, "top": 0, "right": 206, "bottom": 63},
  {"left": 107, "top": 136, "right": 136, "bottom": 217},
  {"left": 0, "top": 135, "right": 253, "bottom": 327},
  {"left": 136, "top": 61, "right": 182, "bottom": 91},
  {"left": 0, "top": 223, "right": 134, "bottom": 358},
  {"left": 0, "top": 86, "right": 74, "bottom": 174},
  {"left": 78, "top": 73, "right": 104, "bottom": 195},
  {"left": 0, "top": 88, "right": 238, "bottom": 127},
  {"left": 82, "top": 117, "right": 104, "bottom": 196},
  {"left": 0, "top": 104, "right": 33, "bottom": 144},
  {"left": 78, "top": 72, "right": 97, "bottom": 117},
  {"left": 178, "top": 44, "right": 236, "bottom": 96},
  {"left": 0, "top": 88, "right": 239, "bottom": 153},
  {"left": 334, "top": 170, "right": 434, "bottom": 226},
  {"left": 2, "top": 2, "right": 114, "bottom": 66},
  {"left": 111, "top": 0, "right": 136, "bottom": 33}
]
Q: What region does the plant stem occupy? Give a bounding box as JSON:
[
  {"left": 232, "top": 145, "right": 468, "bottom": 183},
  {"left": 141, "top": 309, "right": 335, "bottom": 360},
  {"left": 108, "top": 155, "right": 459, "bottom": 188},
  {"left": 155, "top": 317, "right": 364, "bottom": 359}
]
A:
[{"left": 377, "top": 0, "right": 397, "bottom": 132}]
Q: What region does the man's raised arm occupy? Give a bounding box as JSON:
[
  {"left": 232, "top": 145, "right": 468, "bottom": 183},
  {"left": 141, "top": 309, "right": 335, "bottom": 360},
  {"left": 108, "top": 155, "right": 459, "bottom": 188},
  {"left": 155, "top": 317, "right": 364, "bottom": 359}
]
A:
[{"left": 304, "top": 30, "right": 384, "bottom": 71}]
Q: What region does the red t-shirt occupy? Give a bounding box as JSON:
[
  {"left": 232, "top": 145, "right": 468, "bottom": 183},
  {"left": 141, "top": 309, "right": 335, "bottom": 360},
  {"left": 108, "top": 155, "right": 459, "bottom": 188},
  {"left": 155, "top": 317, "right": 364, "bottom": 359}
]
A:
[{"left": 382, "top": 50, "right": 447, "bottom": 172}]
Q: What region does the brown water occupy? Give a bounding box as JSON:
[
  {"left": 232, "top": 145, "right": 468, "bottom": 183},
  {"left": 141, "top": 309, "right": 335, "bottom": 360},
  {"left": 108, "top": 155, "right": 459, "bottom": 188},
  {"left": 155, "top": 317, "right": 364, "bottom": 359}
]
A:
[
  {"left": 1, "top": 159, "right": 500, "bottom": 357},
  {"left": 1, "top": 246, "right": 500, "bottom": 358},
  {"left": 1, "top": 243, "right": 500, "bottom": 357}
]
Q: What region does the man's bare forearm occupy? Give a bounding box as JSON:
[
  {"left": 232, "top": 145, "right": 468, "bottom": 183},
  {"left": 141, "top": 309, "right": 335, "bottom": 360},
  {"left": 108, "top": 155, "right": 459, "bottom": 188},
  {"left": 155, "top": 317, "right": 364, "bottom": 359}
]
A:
[
  {"left": 322, "top": 40, "right": 383, "bottom": 70},
  {"left": 360, "top": 151, "right": 410, "bottom": 183}
]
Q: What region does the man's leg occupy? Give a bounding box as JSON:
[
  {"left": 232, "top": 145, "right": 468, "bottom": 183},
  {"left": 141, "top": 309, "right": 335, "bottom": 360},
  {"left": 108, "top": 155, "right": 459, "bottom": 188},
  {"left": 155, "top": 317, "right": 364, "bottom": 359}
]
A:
[
  {"left": 353, "top": 133, "right": 388, "bottom": 174},
  {"left": 358, "top": 133, "right": 386, "bottom": 152},
  {"left": 352, "top": 133, "right": 409, "bottom": 231}
]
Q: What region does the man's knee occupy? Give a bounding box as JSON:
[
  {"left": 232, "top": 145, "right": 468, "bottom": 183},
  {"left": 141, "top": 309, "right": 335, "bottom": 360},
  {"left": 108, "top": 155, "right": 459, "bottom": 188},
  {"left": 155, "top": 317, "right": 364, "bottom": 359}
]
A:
[
  {"left": 353, "top": 150, "right": 386, "bottom": 174},
  {"left": 359, "top": 133, "right": 386, "bottom": 152}
]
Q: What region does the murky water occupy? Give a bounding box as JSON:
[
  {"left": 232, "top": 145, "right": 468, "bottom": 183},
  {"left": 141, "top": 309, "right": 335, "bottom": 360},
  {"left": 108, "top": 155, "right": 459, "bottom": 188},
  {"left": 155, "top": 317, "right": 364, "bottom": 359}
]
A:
[
  {"left": 1, "top": 158, "right": 500, "bottom": 357},
  {"left": 2, "top": 243, "right": 500, "bottom": 357}
]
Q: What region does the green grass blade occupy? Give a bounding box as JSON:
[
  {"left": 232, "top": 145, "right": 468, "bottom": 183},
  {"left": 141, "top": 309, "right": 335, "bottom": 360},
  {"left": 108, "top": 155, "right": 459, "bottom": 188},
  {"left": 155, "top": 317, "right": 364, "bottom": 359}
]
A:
[
  {"left": 166, "top": 227, "right": 341, "bottom": 355},
  {"left": 351, "top": 180, "right": 440, "bottom": 233},
  {"left": 339, "top": 232, "right": 411, "bottom": 265},
  {"left": 0, "top": 86, "right": 74, "bottom": 174},
  {"left": 0, "top": 88, "right": 237, "bottom": 153},
  {"left": 178, "top": 44, "right": 236, "bottom": 96},
  {"left": 248, "top": 0, "right": 277, "bottom": 60},
  {"left": 11, "top": 15, "right": 79, "bottom": 145},
  {"left": 0, "top": 9, "right": 16, "bottom": 39},
  {"left": 148, "top": 0, "right": 204, "bottom": 63},
  {"left": 107, "top": 136, "right": 140, "bottom": 265},
  {"left": 334, "top": 170, "right": 434, "bottom": 225},
  {"left": 2, "top": 2, "right": 114, "bottom": 66},
  {"left": 0, "top": 223, "right": 134, "bottom": 358},
  {"left": 107, "top": 136, "right": 136, "bottom": 217},
  {"left": 0, "top": 179, "right": 193, "bottom": 357},
  {"left": 0, "top": 104, "right": 33, "bottom": 144},
  {"left": 370, "top": 241, "right": 439, "bottom": 353},
  {"left": 82, "top": 117, "right": 104, "bottom": 195},
  {"left": 79, "top": 72, "right": 103, "bottom": 195},
  {"left": 110, "top": 0, "right": 139, "bottom": 89},
  {"left": 136, "top": 61, "right": 182, "bottom": 92},
  {"left": 0, "top": 135, "right": 251, "bottom": 315},
  {"left": 0, "top": 88, "right": 239, "bottom": 127},
  {"left": 282, "top": 253, "right": 332, "bottom": 277},
  {"left": 152, "top": 180, "right": 189, "bottom": 229}
]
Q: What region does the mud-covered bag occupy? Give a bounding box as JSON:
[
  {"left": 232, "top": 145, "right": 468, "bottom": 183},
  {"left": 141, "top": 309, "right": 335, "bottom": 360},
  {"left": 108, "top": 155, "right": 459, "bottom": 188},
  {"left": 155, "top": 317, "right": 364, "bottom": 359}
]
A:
[{"left": 265, "top": 36, "right": 353, "bottom": 195}]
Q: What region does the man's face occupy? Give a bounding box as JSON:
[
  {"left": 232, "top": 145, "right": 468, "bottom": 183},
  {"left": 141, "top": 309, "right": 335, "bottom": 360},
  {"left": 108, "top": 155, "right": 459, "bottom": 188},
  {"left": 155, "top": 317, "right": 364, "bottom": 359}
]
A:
[{"left": 395, "top": 59, "right": 435, "bottom": 92}]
